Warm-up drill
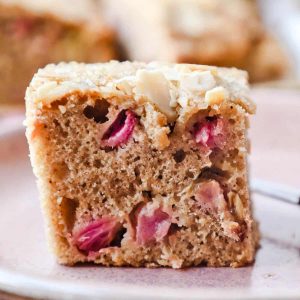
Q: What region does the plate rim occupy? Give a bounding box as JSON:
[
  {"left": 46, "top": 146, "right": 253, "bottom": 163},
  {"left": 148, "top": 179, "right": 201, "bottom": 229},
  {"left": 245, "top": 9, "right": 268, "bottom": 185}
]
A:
[{"left": 0, "top": 266, "right": 300, "bottom": 300}]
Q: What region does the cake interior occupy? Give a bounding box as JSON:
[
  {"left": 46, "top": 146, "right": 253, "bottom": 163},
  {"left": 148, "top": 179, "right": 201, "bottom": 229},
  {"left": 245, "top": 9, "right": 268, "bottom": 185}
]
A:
[{"left": 30, "top": 90, "right": 258, "bottom": 268}]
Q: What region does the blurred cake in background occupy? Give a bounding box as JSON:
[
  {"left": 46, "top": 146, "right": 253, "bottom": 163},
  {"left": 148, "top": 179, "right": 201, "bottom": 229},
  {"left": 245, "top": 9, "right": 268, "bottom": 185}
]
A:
[
  {"left": 0, "top": 0, "right": 289, "bottom": 106},
  {"left": 104, "top": 0, "right": 288, "bottom": 82},
  {"left": 0, "top": 0, "right": 118, "bottom": 104}
]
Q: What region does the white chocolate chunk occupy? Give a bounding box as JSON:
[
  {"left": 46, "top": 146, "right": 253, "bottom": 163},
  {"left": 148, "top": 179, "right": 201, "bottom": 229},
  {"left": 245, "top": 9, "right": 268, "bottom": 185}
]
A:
[
  {"left": 205, "top": 86, "right": 229, "bottom": 105},
  {"left": 135, "top": 70, "right": 176, "bottom": 120}
]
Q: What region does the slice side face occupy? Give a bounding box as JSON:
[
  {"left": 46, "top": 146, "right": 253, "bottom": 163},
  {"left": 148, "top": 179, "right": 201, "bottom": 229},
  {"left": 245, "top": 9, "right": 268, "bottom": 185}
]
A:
[{"left": 26, "top": 62, "right": 257, "bottom": 268}]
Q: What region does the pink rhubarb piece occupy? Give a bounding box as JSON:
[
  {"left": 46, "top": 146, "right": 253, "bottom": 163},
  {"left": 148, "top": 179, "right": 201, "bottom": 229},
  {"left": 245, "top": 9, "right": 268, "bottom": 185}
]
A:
[
  {"left": 100, "top": 110, "right": 137, "bottom": 148},
  {"left": 10, "top": 18, "right": 34, "bottom": 39},
  {"left": 195, "top": 180, "right": 226, "bottom": 213},
  {"left": 73, "top": 217, "right": 121, "bottom": 254},
  {"left": 136, "top": 205, "right": 171, "bottom": 245},
  {"left": 194, "top": 118, "right": 226, "bottom": 149}
]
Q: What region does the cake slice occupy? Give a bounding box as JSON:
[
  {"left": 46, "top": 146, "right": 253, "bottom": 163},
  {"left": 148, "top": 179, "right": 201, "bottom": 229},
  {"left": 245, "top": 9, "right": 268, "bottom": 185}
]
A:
[
  {"left": 103, "top": 0, "right": 287, "bottom": 82},
  {"left": 25, "top": 61, "right": 258, "bottom": 268},
  {"left": 0, "top": 0, "right": 117, "bottom": 104}
]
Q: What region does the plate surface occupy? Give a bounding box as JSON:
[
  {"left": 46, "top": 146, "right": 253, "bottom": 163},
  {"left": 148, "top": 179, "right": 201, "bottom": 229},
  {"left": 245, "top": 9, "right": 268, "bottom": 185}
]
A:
[{"left": 0, "top": 88, "right": 299, "bottom": 300}]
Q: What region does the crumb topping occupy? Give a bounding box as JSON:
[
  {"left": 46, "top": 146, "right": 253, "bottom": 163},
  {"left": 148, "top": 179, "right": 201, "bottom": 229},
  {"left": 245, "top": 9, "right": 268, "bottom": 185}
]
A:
[{"left": 26, "top": 61, "right": 256, "bottom": 120}]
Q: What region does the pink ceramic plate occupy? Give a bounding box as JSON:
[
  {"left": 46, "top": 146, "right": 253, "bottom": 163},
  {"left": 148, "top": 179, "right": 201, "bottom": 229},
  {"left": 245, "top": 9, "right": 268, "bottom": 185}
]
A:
[{"left": 0, "top": 88, "right": 299, "bottom": 300}]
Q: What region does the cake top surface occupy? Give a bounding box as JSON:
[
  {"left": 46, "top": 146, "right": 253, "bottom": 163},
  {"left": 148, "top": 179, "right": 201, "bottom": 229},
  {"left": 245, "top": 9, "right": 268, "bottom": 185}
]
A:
[
  {"left": 26, "top": 61, "right": 256, "bottom": 120},
  {"left": 0, "top": 0, "right": 106, "bottom": 29}
]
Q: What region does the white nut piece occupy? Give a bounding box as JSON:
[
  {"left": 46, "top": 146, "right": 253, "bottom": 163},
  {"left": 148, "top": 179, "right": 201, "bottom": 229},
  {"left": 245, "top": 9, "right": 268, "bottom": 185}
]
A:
[
  {"left": 228, "top": 192, "right": 244, "bottom": 220},
  {"left": 205, "top": 86, "right": 229, "bottom": 105},
  {"left": 58, "top": 105, "right": 66, "bottom": 114},
  {"left": 34, "top": 81, "right": 58, "bottom": 105},
  {"left": 34, "top": 81, "right": 97, "bottom": 107},
  {"left": 57, "top": 197, "right": 63, "bottom": 205},
  {"left": 179, "top": 70, "right": 216, "bottom": 93},
  {"left": 135, "top": 70, "right": 176, "bottom": 121},
  {"left": 223, "top": 220, "right": 241, "bottom": 241},
  {"left": 114, "top": 76, "right": 135, "bottom": 95}
]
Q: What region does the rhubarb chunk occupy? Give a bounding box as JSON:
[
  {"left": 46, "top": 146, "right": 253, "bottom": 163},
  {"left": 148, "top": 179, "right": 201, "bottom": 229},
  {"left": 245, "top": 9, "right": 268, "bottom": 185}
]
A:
[
  {"left": 136, "top": 204, "right": 171, "bottom": 245},
  {"left": 195, "top": 180, "right": 226, "bottom": 213},
  {"left": 193, "top": 117, "right": 226, "bottom": 149},
  {"left": 100, "top": 110, "right": 137, "bottom": 148},
  {"left": 73, "top": 217, "right": 121, "bottom": 254}
]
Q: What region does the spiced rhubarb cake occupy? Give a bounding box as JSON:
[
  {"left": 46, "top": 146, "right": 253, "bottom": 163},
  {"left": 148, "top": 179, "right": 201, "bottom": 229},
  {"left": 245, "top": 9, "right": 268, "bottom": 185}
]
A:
[
  {"left": 25, "top": 61, "right": 258, "bottom": 268},
  {"left": 0, "top": 0, "right": 117, "bottom": 104}
]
